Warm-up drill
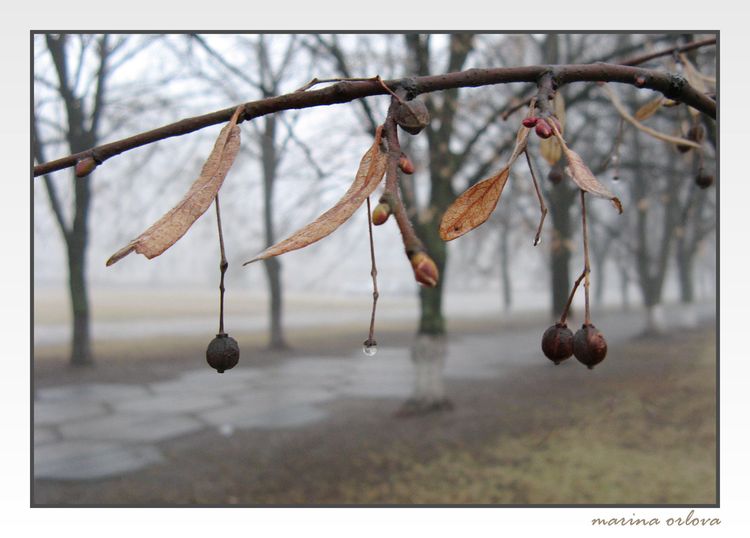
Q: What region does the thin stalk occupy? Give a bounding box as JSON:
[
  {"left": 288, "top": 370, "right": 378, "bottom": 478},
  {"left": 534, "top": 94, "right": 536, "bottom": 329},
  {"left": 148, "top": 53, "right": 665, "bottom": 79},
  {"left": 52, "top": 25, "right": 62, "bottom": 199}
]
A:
[
  {"left": 560, "top": 270, "right": 586, "bottom": 325},
  {"left": 523, "top": 149, "right": 548, "bottom": 246},
  {"left": 581, "top": 190, "right": 592, "bottom": 325},
  {"left": 365, "top": 196, "right": 379, "bottom": 346},
  {"left": 215, "top": 194, "right": 228, "bottom": 335}
]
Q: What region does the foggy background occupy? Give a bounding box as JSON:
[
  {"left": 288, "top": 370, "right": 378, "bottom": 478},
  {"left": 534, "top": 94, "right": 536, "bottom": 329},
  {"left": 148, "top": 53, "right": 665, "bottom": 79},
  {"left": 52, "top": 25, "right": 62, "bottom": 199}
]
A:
[{"left": 32, "top": 33, "right": 716, "bottom": 506}]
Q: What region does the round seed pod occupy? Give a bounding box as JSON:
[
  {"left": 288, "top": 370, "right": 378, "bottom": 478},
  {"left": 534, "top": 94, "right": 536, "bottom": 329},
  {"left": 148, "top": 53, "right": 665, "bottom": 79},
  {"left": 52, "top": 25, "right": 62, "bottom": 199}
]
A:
[
  {"left": 541, "top": 323, "right": 574, "bottom": 365},
  {"left": 394, "top": 99, "right": 430, "bottom": 135},
  {"left": 573, "top": 324, "right": 608, "bottom": 369},
  {"left": 206, "top": 333, "right": 239, "bottom": 373}
]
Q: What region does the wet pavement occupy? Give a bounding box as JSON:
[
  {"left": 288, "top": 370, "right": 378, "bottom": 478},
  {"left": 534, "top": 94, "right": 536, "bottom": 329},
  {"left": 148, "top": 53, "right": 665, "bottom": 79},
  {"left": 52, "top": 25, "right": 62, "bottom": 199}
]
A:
[{"left": 33, "top": 303, "right": 714, "bottom": 481}]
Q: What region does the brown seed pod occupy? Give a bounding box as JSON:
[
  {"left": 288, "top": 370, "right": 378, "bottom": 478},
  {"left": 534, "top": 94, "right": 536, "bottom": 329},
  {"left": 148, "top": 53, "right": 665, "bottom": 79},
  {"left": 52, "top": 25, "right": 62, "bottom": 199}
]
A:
[
  {"left": 573, "top": 324, "right": 608, "bottom": 369},
  {"left": 541, "top": 323, "right": 574, "bottom": 365},
  {"left": 548, "top": 169, "right": 564, "bottom": 184},
  {"left": 206, "top": 333, "right": 239, "bottom": 373},
  {"left": 394, "top": 99, "right": 430, "bottom": 135}
]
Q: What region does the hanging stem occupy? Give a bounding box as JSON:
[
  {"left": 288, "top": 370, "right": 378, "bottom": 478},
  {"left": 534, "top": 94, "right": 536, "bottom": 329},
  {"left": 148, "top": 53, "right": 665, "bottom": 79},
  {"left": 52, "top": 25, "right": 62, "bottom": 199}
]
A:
[
  {"left": 560, "top": 270, "right": 586, "bottom": 325},
  {"left": 215, "top": 194, "right": 228, "bottom": 335},
  {"left": 523, "top": 149, "right": 548, "bottom": 246},
  {"left": 365, "top": 196, "right": 379, "bottom": 346},
  {"left": 581, "top": 190, "right": 592, "bottom": 325}
]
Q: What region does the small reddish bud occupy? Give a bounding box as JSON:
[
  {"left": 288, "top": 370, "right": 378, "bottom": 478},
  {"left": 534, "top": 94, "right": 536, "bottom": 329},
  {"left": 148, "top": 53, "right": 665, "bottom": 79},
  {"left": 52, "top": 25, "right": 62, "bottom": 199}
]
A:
[
  {"left": 410, "top": 251, "right": 439, "bottom": 288},
  {"left": 535, "top": 119, "right": 553, "bottom": 139},
  {"left": 635, "top": 75, "right": 647, "bottom": 87},
  {"left": 522, "top": 117, "right": 539, "bottom": 128},
  {"left": 398, "top": 154, "right": 415, "bottom": 175},
  {"left": 371, "top": 202, "right": 391, "bottom": 225},
  {"left": 75, "top": 157, "right": 97, "bottom": 178},
  {"left": 573, "top": 324, "right": 608, "bottom": 369}
]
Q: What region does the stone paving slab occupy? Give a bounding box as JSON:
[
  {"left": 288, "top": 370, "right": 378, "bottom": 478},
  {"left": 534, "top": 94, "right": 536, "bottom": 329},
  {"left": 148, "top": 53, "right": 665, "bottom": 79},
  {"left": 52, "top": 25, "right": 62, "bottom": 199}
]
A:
[
  {"left": 229, "top": 385, "right": 338, "bottom": 407},
  {"left": 35, "top": 400, "right": 108, "bottom": 426},
  {"left": 34, "top": 426, "right": 59, "bottom": 446},
  {"left": 37, "top": 383, "right": 151, "bottom": 403},
  {"left": 35, "top": 441, "right": 163, "bottom": 480},
  {"left": 112, "top": 393, "right": 228, "bottom": 415},
  {"left": 59, "top": 412, "right": 204, "bottom": 443},
  {"left": 199, "top": 402, "right": 328, "bottom": 430}
]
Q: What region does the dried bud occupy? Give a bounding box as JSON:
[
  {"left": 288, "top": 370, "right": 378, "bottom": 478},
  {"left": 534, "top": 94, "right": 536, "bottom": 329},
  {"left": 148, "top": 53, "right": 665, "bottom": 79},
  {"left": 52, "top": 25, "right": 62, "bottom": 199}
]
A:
[
  {"left": 371, "top": 202, "right": 391, "bottom": 226},
  {"left": 535, "top": 119, "right": 553, "bottom": 139},
  {"left": 394, "top": 99, "right": 430, "bottom": 135},
  {"left": 548, "top": 169, "right": 563, "bottom": 184},
  {"left": 541, "top": 323, "right": 574, "bottom": 365},
  {"left": 410, "top": 251, "right": 439, "bottom": 288},
  {"left": 206, "top": 333, "right": 240, "bottom": 373},
  {"left": 398, "top": 154, "right": 415, "bottom": 175},
  {"left": 522, "top": 117, "right": 539, "bottom": 128},
  {"left": 75, "top": 157, "right": 98, "bottom": 178},
  {"left": 573, "top": 324, "right": 608, "bottom": 369},
  {"left": 695, "top": 171, "right": 715, "bottom": 189}
]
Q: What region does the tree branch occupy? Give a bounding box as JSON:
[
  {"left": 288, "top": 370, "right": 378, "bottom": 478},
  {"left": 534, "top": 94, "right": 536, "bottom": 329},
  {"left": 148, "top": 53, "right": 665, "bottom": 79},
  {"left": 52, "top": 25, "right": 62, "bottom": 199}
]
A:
[{"left": 34, "top": 62, "right": 716, "bottom": 177}]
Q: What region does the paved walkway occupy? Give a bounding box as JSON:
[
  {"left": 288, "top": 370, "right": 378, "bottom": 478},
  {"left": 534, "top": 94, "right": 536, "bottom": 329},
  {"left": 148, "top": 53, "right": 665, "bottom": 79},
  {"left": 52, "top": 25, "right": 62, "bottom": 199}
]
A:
[{"left": 34, "top": 304, "right": 713, "bottom": 481}]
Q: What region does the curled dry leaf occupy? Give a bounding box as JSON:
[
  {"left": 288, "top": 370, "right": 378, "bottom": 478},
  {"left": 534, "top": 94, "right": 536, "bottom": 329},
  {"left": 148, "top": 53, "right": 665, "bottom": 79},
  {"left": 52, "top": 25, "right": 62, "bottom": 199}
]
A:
[
  {"left": 244, "top": 127, "right": 388, "bottom": 264},
  {"left": 439, "top": 111, "right": 532, "bottom": 241},
  {"left": 601, "top": 84, "right": 701, "bottom": 150},
  {"left": 634, "top": 96, "right": 664, "bottom": 121},
  {"left": 550, "top": 125, "right": 623, "bottom": 214},
  {"left": 107, "top": 106, "right": 243, "bottom": 266}
]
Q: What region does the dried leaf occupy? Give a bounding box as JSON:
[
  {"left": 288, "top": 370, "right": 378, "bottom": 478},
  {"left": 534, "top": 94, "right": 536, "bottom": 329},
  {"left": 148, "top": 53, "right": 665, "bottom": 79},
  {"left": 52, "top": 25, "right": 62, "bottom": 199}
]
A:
[
  {"left": 244, "top": 128, "right": 388, "bottom": 264},
  {"left": 601, "top": 84, "right": 701, "bottom": 150},
  {"left": 539, "top": 136, "right": 562, "bottom": 165},
  {"left": 551, "top": 127, "right": 623, "bottom": 214},
  {"left": 440, "top": 110, "right": 532, "bottom": 241},
  {"left": 439, "top": 167, "right": 510, "bottom": 241},
  {"left": 107, "top": 107, "right": 243, "bottom": 266},
  {"left": 634, "top": 97, "right": 664, "bottom": 121}
]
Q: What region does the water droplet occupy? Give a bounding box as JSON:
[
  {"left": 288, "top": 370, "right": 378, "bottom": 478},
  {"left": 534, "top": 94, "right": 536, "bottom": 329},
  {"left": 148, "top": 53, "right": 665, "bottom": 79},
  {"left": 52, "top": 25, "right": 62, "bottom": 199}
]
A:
[
  {"left": 362, "top": 340, "right": 378, "bottom": 356},
  {"left": 610, "top": 154, "right": 620, "bottom": 166}
]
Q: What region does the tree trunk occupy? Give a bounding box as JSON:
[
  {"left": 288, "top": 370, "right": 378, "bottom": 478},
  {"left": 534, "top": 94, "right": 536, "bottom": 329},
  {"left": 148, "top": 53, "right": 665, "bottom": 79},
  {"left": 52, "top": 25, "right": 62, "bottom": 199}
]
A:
[
  {"left": 66, "top": 231, "right": 92, "bottom": 366},
  {"left": 261, "top": 114, "right": 288, "bottom": 350},
  {"left": 548, "top": 178, "right": 576, "bottom": 319},
  {"left": 396, "top": 334, "right": 453, "bottom": 417}
]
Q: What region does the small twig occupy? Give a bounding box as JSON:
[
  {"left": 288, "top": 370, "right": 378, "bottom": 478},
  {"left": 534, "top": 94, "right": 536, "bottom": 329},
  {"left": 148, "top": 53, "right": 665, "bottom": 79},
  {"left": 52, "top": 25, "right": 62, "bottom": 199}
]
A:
[
  {"left": 560, "top": 270, "right": 586, "bottom": 325},
  {"left": 581, "top": 190, "right": 592, "bottom": 325},
  {"left": 215, "top": 194, "right": 228, "bottom": 334},
  {"left": 365, "top": 196, "right": 379, "bottom": 346},
  {"left": 523, "top": 149, "right": 547, "bottom": 246},
  {"left": 295, "top": 75, "right": 403, "bottom": 103}
]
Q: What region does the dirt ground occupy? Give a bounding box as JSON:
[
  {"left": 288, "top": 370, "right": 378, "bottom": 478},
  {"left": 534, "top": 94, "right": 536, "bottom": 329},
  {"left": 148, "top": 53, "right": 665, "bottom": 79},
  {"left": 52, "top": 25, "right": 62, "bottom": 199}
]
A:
[{"left": 33, "top": 323, "right": 716, "bottom": 506}]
